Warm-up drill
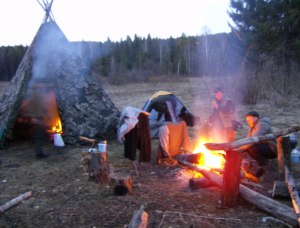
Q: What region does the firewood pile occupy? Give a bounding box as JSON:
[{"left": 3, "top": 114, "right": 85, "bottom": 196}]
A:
[{"left": 176, "top": 125, "right": 300, "bottom": 227}]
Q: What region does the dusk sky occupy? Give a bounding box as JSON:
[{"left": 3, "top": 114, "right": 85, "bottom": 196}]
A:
[{"left": 0, "top": 0, "right": 232, "bottom": 46}]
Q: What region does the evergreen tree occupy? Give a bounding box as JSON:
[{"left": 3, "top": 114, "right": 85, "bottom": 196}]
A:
[{"left": 229, "top": 0, "right": 300, "bottom": 60}]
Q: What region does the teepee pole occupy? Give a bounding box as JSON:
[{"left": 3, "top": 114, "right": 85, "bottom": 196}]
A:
[{"left": 36, "top": 0, "right": 54, "bottom": 22}]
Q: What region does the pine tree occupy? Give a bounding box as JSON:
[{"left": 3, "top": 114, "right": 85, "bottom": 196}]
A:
[{"left": 229, "top": 0, "right": 300, "bottom": 60}]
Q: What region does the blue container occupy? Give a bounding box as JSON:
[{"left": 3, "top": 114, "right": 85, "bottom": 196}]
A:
[
  {"left": 98, "top": 140, "right": 107, "bottom": 152},
  {"left": 291, "top": 149, "right": 300, "bottom": 163}
]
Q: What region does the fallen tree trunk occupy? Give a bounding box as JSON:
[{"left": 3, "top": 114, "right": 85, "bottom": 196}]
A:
[
  {"left": 177, "top": 159, "right": 298, "bottom": 227},
  {"left": 285, "top": 165, "right": 300, "bottom": 226},
  {"left": 0, "top": 191, "right": 32, "bottom": 214},
  {"left": 205, "top": 125, "right": 300, "bottom": 151}
]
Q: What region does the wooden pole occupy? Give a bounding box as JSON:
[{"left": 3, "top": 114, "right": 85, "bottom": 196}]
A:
[
  {"left": 176, "top": 159, "right": 298, "bottom": 227},
  {"left": 221, "top": 150, "right": 243, "bottom": 208},
  {"left": 277, "top": 136, "right": 292, "bottom": 179},
  {"left": 0, "top": 191, "right": 32, "bottom": 214},
  {"left": 205, "top": 125, "right": 300, "bottom": 151}
]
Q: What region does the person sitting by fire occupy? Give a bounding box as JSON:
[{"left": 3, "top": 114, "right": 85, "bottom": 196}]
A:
[
  {"left": 205, "top": 87, "right": 239, "bottom": 143},
  {"left": 21, "top": 85, "right": 50, "bottom": 158},
  {"left": 241, "top": 111, "right": 277, "bottom": 178}
]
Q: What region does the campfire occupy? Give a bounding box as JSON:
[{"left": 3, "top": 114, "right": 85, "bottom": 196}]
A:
[
  {"left": 48, "top": 117, "right": 62, "bottom": 134},
  {"left": 42, "top": 89, "right": 63, "bottom": 135},
  {"left": 192, "top": 136, "right": 225, "bottom": 171}
]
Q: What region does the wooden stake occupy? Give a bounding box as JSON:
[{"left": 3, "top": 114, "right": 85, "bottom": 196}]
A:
[
  {"left": 128, "top": 205, "right": 148, "bottom": 228},
  {"left": 277, "top": 136, "right": 291, "bottom": 179},
  {"left": 0, "top": 191, "right": 32, "bottom": 213},
  {"left": 221, "top": 150, "right": 242, "bottom": 208}
]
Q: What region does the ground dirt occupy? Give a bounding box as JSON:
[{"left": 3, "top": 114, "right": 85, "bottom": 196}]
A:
[{"left": 0, "top": 77, "right": 300, "bottom": 228}]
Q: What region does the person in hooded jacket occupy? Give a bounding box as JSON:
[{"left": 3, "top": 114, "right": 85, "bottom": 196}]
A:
[{"left": 241, "top": 111, "right": 277, "bottom": 177}]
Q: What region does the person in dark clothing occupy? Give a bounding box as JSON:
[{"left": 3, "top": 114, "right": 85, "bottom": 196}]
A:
[
  {"left": 206, "top": 87, "right": 237, "bottom": 142},
  {"left": 241, "top": 111, "right": 277, "bottom": 178},
  {"left": 22, "top": 86, "right": 49, "bottom": 158}
]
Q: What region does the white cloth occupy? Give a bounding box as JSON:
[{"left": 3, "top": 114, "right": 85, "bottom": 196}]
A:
[{"left": 117, "top": 106, "right": 141, "bottom": 143}]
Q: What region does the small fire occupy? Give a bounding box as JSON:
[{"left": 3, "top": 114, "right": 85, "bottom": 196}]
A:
[
  {"left": 193, "top": 136, "right": 225, "bottom": 171},
  {"left": 50, "top": 118, "right": 62, "bottom": 134}
]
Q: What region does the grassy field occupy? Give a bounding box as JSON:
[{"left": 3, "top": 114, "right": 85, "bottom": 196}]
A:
[{"left": 0, "top": 77, "right": 299, "bottom": 227}]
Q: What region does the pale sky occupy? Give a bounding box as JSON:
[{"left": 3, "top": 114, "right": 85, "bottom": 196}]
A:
[{"left": 0, "top": 0, "right": 232, "bottom": 46}]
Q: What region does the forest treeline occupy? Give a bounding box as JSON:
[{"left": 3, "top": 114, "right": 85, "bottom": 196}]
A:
[
  {"left": 0, "top": 32, "right": 246, "bottom": 82},
  {"left": 1, "top": 0, "right": 300, "bottom": 104}
]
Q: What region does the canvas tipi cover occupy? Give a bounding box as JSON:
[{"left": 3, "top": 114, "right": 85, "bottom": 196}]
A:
[{"left": 0, "top": 20, "right": 120, "bottom": 147}]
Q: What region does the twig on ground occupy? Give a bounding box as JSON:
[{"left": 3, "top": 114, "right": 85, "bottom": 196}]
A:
[{"left": 158, "top": 210, "right": 241, "bottom": 227}]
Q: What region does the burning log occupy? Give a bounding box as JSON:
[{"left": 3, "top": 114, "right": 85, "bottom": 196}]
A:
[
  {"left": 175, "top": 153, "right": 203, "bottom": 164},
  {"left": 0, "top": 191, "right": 32, "bottom": 214},
  {"left": 177, "top": 159, "right": 298, "bottom": 227},
  {"left": 205, "top": 125, "right": 300, "bottom": 151}
]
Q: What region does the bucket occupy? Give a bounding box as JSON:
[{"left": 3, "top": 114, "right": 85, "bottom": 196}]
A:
[
  {"left": 291, "top": 149, "right": 300, "bottom": 163},
  {"left": 98, "top": 140, "right": 107, "bottom": 152}
]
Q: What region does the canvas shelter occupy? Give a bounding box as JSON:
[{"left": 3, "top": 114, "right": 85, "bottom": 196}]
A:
[
  {"left": 142, "top": 91, "right": 198, "bottom": 138},
  {"left": 0, "top": 6, "right": 120, "bottom": 147}
]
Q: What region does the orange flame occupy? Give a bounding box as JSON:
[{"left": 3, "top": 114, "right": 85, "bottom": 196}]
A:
[
  {"left": 50, "top": 118, "right": 62, "bottom": 134},
  {"left": 193, "top": 136, "right": 225, "bottom": 171}
]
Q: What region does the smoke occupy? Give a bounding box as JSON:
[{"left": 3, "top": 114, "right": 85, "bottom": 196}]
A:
[{"left": 190, "top": 32, "right": 249, "bottom": 141}]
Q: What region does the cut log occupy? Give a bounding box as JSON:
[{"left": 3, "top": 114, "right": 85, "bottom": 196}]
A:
[
  {"left": 177, "top": 159, "right": 298, "bottom": 227},
  {"left": 285, "top": 165, "right": 300, "bottom": 226},
  {"left": 189, "top": 177, "right": 214, "bottom": 189},
  {"left": 109, "top": 173, "right": 133, "bottom": 195},
  {"left": 81, "top": 150, "right": 110, "bottom": 184},
  {"left": 175, "top": 153, "right": 203, "bottom": 164},
  {"left": 221, "top": 150, "right": 242, "bottom": 208},
  {"left": 205, "top": 125, "right": 300, "bottom": 151},
  {"left": 128, "top": 205, "right": 148, "bottom": 228},
  {"left": 0, "top": 191, "right": 32, "bottom": 213},
  {"left": 272, "top": 180, "right": 300, "bottom": 199}
]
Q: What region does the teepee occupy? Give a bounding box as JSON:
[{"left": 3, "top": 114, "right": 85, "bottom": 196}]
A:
[{"left": 0, "top": 0, "right": 120, "bottom": 147}]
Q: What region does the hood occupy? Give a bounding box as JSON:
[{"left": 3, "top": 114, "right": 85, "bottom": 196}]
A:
[{"left": 260, "top": 117, "right": 272, "bottom": 126}]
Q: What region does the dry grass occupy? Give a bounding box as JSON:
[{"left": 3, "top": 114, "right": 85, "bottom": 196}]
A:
[{"left": 0, "top": 77, "right": 299, "bottom": 228}]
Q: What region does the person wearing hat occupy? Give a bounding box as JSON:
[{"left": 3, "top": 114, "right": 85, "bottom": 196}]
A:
[
  {"left": 241, "top": 111, "right": 277, "bottom": 177},
  {"left": 206, "top": 87, "right": 237, "bottom": 142}
]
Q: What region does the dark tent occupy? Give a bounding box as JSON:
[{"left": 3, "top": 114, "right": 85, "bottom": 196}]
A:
[
  {"left": 142, "top": 91, "right": 199, "bottom": 138},
  {"left": 0, "top": 19, "right": 120, "bottom": 148}
]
